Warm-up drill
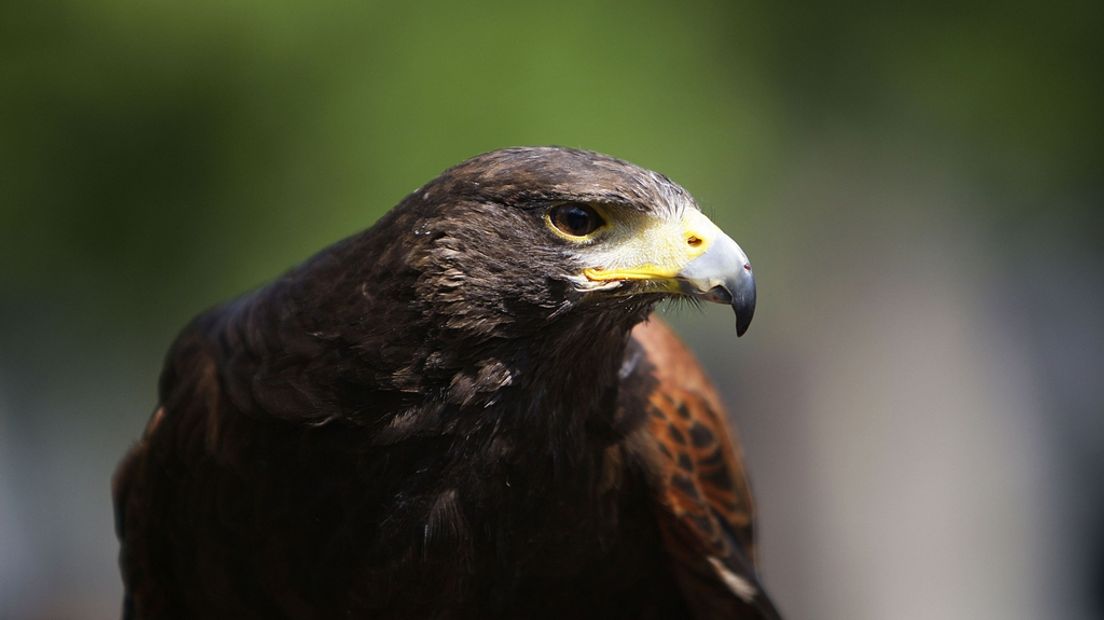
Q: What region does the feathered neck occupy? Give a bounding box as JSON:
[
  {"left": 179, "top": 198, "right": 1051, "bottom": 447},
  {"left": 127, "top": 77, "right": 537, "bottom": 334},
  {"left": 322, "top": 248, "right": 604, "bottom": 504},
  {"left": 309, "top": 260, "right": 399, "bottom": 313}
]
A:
[
  {"left": 196, "top": 234, "right": 655, "bottom": 457},
  {"left": 180, "top": 199, "right": 660, "bottom": 474}
]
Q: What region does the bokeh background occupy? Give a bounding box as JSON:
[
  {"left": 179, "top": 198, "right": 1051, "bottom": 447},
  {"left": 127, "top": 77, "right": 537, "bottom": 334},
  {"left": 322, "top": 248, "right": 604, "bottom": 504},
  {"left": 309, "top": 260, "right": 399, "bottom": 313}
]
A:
[{"left": 2, "top": 1, "right": 1102, "bottom": 618}]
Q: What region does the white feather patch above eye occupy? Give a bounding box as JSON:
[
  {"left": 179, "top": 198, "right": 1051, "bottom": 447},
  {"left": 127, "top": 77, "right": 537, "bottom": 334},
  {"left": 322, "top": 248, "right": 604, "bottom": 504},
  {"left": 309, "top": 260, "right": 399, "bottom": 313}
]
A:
[{"left": 707, "top": 556, "right": 757, "bottom": 603}]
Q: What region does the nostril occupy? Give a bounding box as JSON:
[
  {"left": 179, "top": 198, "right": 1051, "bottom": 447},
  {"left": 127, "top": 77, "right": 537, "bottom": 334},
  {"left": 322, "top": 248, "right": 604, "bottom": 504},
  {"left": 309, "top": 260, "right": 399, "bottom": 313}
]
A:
[{"left": 687, "top": 236, "right": 703, "bottom": 247}]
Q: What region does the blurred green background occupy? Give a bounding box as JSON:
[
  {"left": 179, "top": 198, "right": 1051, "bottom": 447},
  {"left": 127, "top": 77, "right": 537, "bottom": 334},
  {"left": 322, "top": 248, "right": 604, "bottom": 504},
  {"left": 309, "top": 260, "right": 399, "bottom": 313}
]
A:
[{"left": 2, "top": 1, "right": 1102, "bottom": 618}]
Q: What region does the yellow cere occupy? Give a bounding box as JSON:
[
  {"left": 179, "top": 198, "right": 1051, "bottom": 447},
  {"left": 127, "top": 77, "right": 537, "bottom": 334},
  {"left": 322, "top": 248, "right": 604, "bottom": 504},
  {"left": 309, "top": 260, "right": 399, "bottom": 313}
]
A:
[{"left": 582, "top": 209, "right": 719, "bottom": 283}]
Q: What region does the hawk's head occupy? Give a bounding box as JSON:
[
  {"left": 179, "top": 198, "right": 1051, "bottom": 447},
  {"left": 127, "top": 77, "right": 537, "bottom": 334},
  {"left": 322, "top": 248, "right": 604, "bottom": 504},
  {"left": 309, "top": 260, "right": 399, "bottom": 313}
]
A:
[{"left": 398, "top": 146, "right": 755, "bottom": 338}]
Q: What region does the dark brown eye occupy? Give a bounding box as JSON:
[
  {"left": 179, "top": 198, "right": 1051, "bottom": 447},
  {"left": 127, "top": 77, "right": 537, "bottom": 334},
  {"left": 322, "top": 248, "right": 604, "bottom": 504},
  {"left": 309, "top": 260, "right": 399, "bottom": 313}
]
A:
[{"left": 549, "top": 203, "right": 605, "bottom": 237}]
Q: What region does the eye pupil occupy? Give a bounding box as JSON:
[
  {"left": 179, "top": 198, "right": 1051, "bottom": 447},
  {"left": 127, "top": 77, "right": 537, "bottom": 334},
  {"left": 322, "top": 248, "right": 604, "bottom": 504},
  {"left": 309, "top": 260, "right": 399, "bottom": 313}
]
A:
[
  {"left": 551, "top": 203, "right": 604, "bottom": 237},
  {"left": 564, "top": 207, "right": 590, "bottom": 232}
]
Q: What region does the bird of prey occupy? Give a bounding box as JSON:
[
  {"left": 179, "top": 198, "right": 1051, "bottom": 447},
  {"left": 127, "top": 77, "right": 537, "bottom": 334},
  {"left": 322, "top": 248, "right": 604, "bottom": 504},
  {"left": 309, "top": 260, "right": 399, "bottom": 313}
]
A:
[{"left": 113, "top": 146, "right": 779, "bottom": 619}]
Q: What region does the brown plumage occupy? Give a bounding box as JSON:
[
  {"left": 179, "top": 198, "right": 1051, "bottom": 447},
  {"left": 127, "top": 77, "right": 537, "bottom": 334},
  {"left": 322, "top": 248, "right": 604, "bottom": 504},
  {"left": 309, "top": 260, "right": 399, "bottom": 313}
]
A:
[{"left": 113, "top": 146, "right": 778, "bottom": 619}]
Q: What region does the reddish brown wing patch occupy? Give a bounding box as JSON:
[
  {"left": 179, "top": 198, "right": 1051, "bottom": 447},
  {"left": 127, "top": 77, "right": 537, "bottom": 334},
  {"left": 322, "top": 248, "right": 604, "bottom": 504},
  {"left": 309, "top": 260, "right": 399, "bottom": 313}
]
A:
[
  {"left": 631, "top": 319, "right": 756, "bottom": 558},
  {"left": 647, "top": 387, "right": 754, "bottom": 557},
  {"left": 628, "top": 318, "right": 778, "bottom": 618}
]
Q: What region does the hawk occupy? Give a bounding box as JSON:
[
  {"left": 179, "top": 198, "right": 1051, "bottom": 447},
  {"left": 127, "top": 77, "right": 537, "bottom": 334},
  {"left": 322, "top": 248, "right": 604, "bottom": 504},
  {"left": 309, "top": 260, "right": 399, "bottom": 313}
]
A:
[{"left": 114, "top": 147, "right": 779, "bottom": 618}]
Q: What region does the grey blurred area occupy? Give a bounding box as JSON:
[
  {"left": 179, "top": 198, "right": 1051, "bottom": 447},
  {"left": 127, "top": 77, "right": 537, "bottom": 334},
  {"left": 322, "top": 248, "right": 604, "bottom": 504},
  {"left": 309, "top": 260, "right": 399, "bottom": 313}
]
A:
[{"left": 1, "top": 1, "right": 1101, "bottom": 618}]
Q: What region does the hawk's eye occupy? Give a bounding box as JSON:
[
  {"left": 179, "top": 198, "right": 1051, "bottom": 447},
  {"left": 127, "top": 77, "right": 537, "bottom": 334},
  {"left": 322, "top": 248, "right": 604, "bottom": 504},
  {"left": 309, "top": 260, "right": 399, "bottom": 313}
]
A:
[{"left": 549, "top": 203, "right": 605, "bottom": 237}]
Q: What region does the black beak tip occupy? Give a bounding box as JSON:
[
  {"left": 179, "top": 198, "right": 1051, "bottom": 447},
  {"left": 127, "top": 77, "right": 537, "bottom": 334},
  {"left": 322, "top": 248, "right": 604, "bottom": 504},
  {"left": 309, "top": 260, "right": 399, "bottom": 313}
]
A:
[
  {"left": 732, "top": 282, "right": 756, "bottom": 337},
  {"left": 696, "top": 278, "right": 755, "bottom": 336},
  {"left": 734, "top": 305, "right": 753, "bottom": 337}
]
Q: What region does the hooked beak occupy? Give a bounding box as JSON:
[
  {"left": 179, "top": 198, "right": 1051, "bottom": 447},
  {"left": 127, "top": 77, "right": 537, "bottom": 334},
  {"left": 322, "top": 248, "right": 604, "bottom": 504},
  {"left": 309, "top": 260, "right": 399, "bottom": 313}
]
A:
[
  {"left": 676, "top": 228, "right": 756, "bottom": 336},
  {"left": 582, "top": 209, "right": 757, "bottom": 336}
]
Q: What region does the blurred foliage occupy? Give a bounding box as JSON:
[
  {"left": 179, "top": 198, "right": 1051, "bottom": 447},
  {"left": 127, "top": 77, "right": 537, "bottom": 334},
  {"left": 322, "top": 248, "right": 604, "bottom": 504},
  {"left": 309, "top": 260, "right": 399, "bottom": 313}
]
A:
[{"left": 2, "top": 0, "right": 1100, "bottom": 340}]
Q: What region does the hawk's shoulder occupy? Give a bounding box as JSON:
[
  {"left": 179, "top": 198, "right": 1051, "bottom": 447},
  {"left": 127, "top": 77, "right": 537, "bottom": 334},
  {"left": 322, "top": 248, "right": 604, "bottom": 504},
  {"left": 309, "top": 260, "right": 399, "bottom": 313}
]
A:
[{"left": 620, "top": 317, "right": 780, "bottom": 619}]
